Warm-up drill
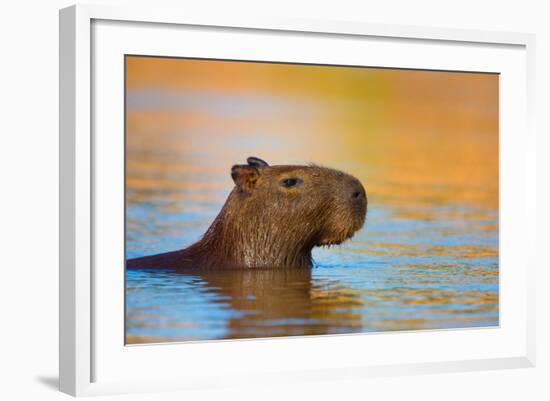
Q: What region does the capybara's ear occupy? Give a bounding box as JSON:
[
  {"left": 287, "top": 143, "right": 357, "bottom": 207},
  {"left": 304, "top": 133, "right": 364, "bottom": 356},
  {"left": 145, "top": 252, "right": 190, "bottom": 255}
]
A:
[
  {"left": 247, "top": 156, "right": 269, "bottom": 168},
  {"left": 231, "top": 165, "right": 260, "bottom": 193}
]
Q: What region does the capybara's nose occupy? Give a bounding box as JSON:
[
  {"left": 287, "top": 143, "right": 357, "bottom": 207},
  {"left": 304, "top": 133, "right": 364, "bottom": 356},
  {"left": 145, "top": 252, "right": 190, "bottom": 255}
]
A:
[{"left": 349, "top": 180, "right": 366, "bottom": 201}]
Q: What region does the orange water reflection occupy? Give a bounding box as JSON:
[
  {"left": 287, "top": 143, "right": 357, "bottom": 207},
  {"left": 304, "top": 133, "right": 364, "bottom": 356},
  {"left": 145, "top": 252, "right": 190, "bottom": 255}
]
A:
[{"left": 125, "top": 56, "right": 498, "bottom": 343}]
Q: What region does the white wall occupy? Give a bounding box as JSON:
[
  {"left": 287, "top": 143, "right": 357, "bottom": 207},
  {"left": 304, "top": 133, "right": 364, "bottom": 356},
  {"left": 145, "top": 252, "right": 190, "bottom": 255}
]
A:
[{"left": 0, "top": 0, "right": 547, "bottom": 400}]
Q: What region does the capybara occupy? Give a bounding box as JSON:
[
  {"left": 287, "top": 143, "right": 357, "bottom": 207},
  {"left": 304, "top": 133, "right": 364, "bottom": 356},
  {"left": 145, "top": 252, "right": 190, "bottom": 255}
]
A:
[{"left": 126, "top": 156, "right": 367, "bottom": 270}]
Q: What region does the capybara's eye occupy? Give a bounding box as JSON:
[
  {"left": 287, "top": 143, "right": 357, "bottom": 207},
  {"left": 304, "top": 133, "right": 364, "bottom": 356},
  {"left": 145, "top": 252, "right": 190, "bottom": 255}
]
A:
[{"left": 280, "top": 178, "right": 303, "bottom": 188}]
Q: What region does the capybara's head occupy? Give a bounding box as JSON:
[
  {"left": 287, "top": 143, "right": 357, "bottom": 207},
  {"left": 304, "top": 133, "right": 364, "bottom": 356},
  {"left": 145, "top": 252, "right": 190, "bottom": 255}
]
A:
[
  {"left": 227, "top": 156, "right": 367, "bottom": 250},
  {"left": 127, "top": 156, "right": 367, "bottom": 270}
]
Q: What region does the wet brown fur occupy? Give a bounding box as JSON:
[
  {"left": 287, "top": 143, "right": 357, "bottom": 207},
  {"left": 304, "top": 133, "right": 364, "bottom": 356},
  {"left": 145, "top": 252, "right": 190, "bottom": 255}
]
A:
[{"left": 126, "top": 157, "right": 367, "bottom": 271}]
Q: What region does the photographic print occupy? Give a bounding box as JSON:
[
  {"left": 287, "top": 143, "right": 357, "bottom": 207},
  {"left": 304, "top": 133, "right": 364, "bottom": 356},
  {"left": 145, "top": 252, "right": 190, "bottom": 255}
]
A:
[{"left": 125, "top": 56, "right": 498, "bottom": 344}]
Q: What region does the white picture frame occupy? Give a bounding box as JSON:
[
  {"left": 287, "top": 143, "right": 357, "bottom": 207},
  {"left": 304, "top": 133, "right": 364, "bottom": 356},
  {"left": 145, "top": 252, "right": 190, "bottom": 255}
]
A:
[{"left": 59, "top": 3, "right": 536, "bottom": 397}]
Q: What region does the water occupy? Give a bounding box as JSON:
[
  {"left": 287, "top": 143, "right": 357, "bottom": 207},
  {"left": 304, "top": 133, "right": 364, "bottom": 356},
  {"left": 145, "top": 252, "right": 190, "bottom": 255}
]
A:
[
  {"left": 126, "top": 178, "right": 498, "bottom": 344},
  {"left": 127, "top": 197, "right": 498, "bottom": 342},
  {"left": 125, "top": 57, "right": 498, "bottom": 344}
]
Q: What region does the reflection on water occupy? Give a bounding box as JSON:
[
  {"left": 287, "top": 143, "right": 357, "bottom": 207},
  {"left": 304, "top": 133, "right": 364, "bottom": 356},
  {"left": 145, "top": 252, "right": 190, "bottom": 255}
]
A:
[
  {"left": 125, "top": 57, "right": 498, "bottom": 344},
  {"left": 127, "top": 268, "right": 364, "bottom": 343}
]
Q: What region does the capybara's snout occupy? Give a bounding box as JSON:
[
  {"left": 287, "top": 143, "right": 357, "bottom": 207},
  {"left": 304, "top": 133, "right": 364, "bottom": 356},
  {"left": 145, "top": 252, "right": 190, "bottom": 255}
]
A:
[
  {"left": 348, "top": 177, "right": 367, "bottom": 204},
  {"left": 340, "top": 174, "right": 368, "bottom": 215},
  {"left": 344, "top": 176, "right": 367, "bottom": 231}
]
